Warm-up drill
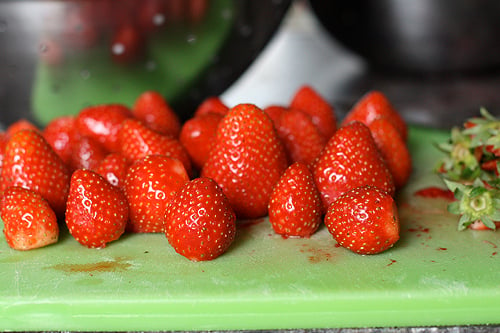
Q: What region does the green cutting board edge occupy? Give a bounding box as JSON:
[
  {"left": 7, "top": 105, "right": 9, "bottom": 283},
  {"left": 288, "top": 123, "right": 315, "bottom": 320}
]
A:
[{"left": 1, "top": 126, "right": 499, "bottom": 331}]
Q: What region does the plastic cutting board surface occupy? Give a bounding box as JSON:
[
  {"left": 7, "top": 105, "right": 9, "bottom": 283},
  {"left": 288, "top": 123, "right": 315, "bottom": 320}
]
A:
[{"left": 1, "top": 126, "right": 499, "bottom": 331}]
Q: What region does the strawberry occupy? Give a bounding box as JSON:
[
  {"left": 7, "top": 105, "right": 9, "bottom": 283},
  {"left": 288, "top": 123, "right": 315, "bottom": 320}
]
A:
[
  {"left": 6, "top": 119, "right": 40, "bottom": 139},
  {"left": 110, "top": 24, "right": 145, "bottom": 64},
  {"left": 1, "top": 187, "right": 59, "bottom": 250},
  {"left": 341, "top": 90, "right": 408, "bottom": 142},
  {"left": 275, "top": 107, "right": 327, "bottom": 169},
  {"left": 263, "top": 105, "right": 287, "bottom": 126},
  {"left": 42, "top": 115, "right": 77, "bottom": 166},
  {"left": 290, "top": 85, "right": 337, "bottom": 139},
  {"left": 201, "top": 104, "right": 288, "bottom": 219},
  {"left": 0, "top": 133, "right": 7, "bottom": 178},
  {"left": 313, "top": 121, "right": 395, "bottom": 211},
  {"left": 96, "top": 152, "right": 132, "bottom": 190},
  {"left": 368, "top": 117, "right": 412, "bottom": 189},
  {"left": 132, "top": 91, "right": 181, "bottom": 138},
  {"left": 137, "top": 0, "right": 167, "bottom": 34},
  {"left": 164, "top": 177, "right": 236, "bottom": 261},
  {"left": 124, "top": 155, "right": 189, "bottom": 233},
  {"left": 65, "top": 169, "right": 128, "bottom": 248},
  {"left": 325, "top": 185, "right": 400, "bottom": 255},
  {"left": 119, "top": 118, "right": 192, "bottom": 175},
  {"left": 76, "top": 103, "right": 132, "bottom": 153},
  {"left": 71, "top": 135, "right": 109, "bottom": 172},
  {"left": 1, "top": 130, "right": 71, "bottom": 216},
  {"left": 187, "top": 0, "right": 209, "bottom": 24},
  {"left": 268, "top": 162, "right": 323, "bottom": 238},
  {"left": 179, "top": 112, "right": 224, "bottom": 171},
  {"left": 193, "top": 96, "right": 229, "bottom": 117}
]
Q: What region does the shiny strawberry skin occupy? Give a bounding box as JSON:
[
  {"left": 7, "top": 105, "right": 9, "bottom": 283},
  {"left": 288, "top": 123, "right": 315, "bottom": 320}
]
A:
[
  {"left": 201, "top": 104, "right": 288, "bottom": 219},
  {"left": 368, "top": 117, "right": 412, "bottom": 189},
  {"left": 179, "top": 112, "right": 223, "bottom": 171},
  {"left": 342, "top": 90, "right": 408, "bottom": 141},
  {"left": 76, "top": 104, "right": 132, "bottom": 153},
  {"left": 132, "top": 91, "right": 181, "bottom": 137},
  {"left": 1, "top": 186, "right": 59, "bottom": 250},
  {"left": 313, "top": 121, "right": 395, "bottom": 211},
  {"left": 263, "top": 105, "right": 287, "bottom": 125},
  {"left": 164, "top": 177, "right": 236, "bottom": 261},
  {"left": 325, "top": 185, "right": 400, "bottom": 255},
  {"left": 42, "top": 115, "right": 77, "bottom": 166},
  {"left": 268, "top": 162, "right": 323, "bottom": 238},
  {"left": 1, "top": 130, "right": 71, "bottom": 216},
  {"left": 124, "top": 155, "right": 189, "bottom": 233},
  {"left": 193, "top": 96, "right": 229, "bottom": 117},
  {"left": 6, "top": 119, "right": 40, "bottom": 139},
  {"left": 0, "top": 132, "right": 7, "bottom": 179},
  {"left": 275, "top": 108, "right": 327, "bottom": 169},
  {"left": 119, "top": 118, "right": 192, "bottom": 175},
  {"left": 290, "top": 85, "right": 337, "bottom": 139},
  {"left": 96, "top": 152, "right": 132, "bottom": 190},
  {"left": 65, "top": 169, "right": 128, "bottom": 248},
  {"left": 71, "top": 135, "right": 109, "bottom": 172}
]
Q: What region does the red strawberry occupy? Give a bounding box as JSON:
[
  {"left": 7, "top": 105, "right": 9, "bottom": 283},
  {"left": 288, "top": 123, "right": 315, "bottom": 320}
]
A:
[
  {"left": 65, "top": 169, "right": 128, "bottom": 248},
  {"left": 313, "top": 121, "right": 395, "bottom": 211},
  {"left": 201, "top": 104, "right": 288, "bottom": 219},
  {"left": 71, "top": 135, "right": 109, "bottom": 172},
  {"left": 42, "top": 115, "right": 77, "bottom": 166},
  {"left": 124, "top": 155, "right": 189, "bottom": 233},
  {"left": 119, "top": 118, "right": 192, "bottom": 175},
  {"left": 96, "top": 152, "right": 132, "bottom": 190},
  {"left": 290, "top": 85, "right": 337, "bottom": 139},
  {"left": 1, "top": 130, "right": 70, "bottom": 216},
  {"left": 1, "top": 187, "right": 59, "bottom": 250},
  {"left": 268, "top": 162, "right": 323, "bottom": 238},
  {"left": 0, "top": 132, "right": 7, "bottom": 178},
  {"left": 342, "top": 90, "right": 408, "bottom": 141},
  {"left": 179, "top": 112, "right": 224, "bottom": 170},
  {"left": 325, "top": 185, "right": 400, "bottom": 255},
  {"left": 137, "top": 0, "right": 167, "bottom": 34},
  {"left": 193, "top": 96, "right": 229, "bottom": 117},
  {"left": 263, "top": 105, "right": 287, "bottom": 126},
  {"left": 110, "top": 24, "right": 145, "bottom": 64},
  {"left": 187, "top": 0, "right": 209, "bottom": 24},
  {"left": 275, "top": 108, "right": 327, "bottom": 169},
  {"left": 132, "top": 91, "right": 181, "bottom": 137},
  {"left": 76, "top": 104, "right": 131, "bottom": 152},
  {"left": 6, "top": 119, "right": 40, "bottom": 139},
  {"left": 368, "top": 117, "right": 412, "bottom": 189},
  {"left": 164, "top": 177, "right": 236, "bottom": 261}
]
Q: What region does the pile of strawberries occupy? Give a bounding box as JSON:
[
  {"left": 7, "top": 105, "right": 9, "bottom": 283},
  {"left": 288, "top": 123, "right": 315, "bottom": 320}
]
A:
[{"left": 0, "top": 86, "right": 411, "bottom": 260}]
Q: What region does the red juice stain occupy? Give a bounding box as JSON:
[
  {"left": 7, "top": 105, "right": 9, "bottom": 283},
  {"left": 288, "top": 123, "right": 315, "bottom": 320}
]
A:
[
  {"left": 492, "top": 252, "right": 498, "bottom": 256},
  {"left": 483, "top": 240, "right": 498, "bottom": 248},
  {"left": 386, "top": 259, "right": 397, "bottom": 267},
  {"left": 437, "top": 247, "right": 447, "bottom": 251},
  {"left": 414, "top": 187, "right": 455, "bottom": 201},
  {"left": 408, "top": 226, "right": 430, "bottom": 233},
  {"left": 49, "top": 256, "right": 131, "bottom": 273},
  {"left": 300, "top": 244, "right": 335, "bottom": 263}
]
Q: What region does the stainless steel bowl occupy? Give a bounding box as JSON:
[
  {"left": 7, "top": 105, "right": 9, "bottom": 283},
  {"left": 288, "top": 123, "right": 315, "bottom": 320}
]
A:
[{"left": 310, "top": 0, "right": 500, "bottom": 73}]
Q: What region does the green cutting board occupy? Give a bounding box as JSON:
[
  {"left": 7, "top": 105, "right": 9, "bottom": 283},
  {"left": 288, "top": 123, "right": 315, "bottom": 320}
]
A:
[{"left": 1, "top": 126, "right": 499, "bottom": 331}]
